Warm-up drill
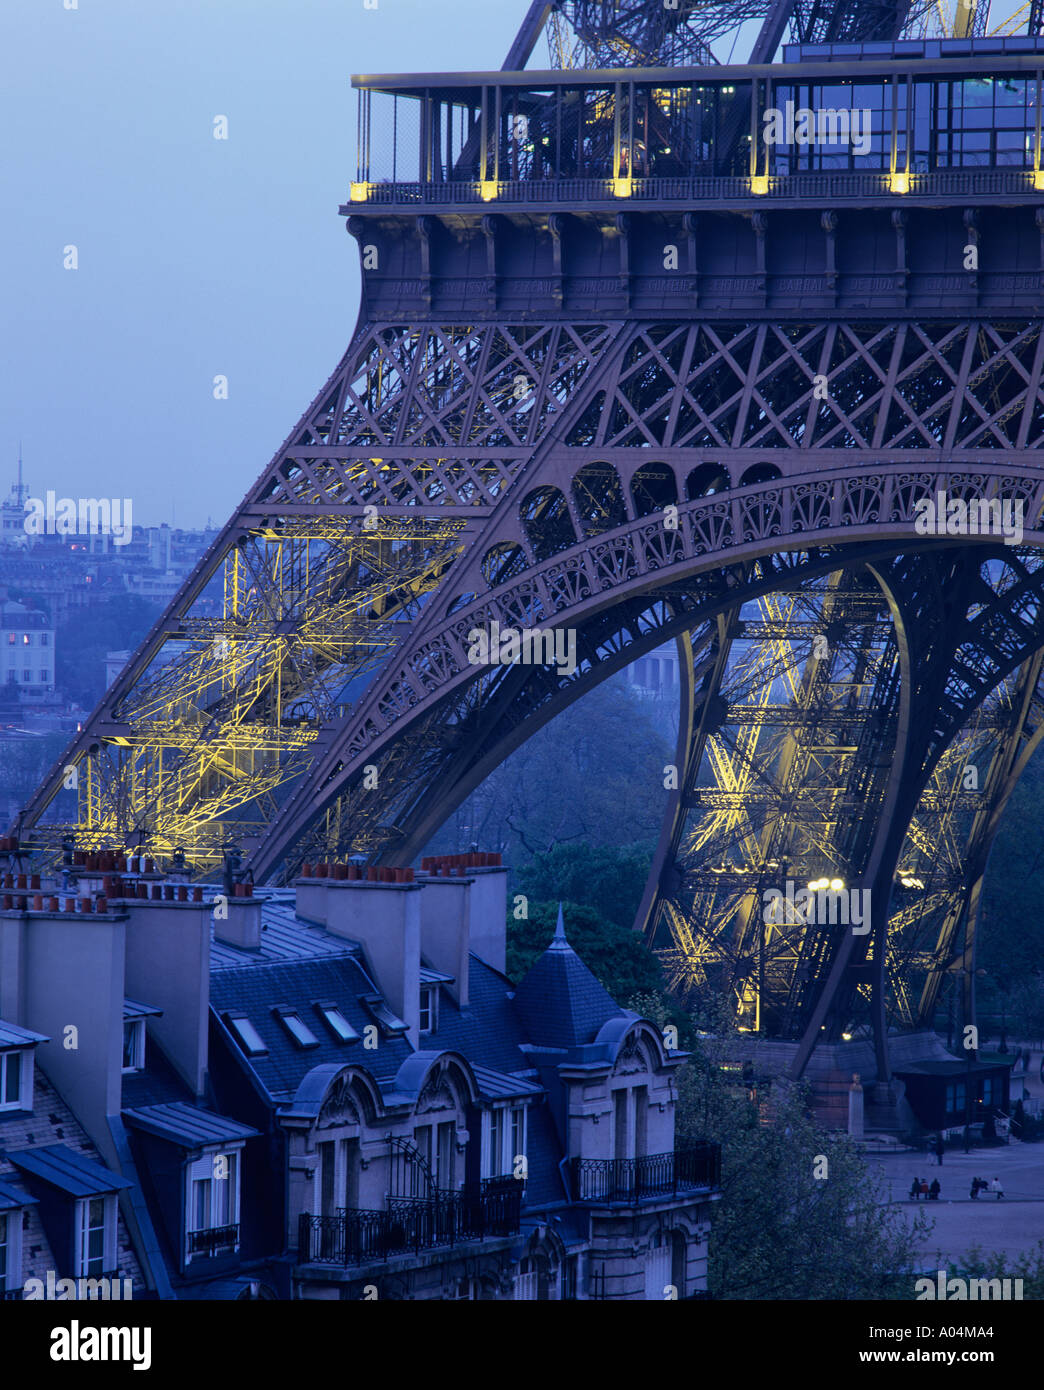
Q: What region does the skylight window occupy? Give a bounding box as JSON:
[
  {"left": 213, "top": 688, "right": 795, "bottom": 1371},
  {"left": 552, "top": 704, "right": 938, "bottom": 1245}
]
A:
[
  {"left": 274, "top": 1008, "right": 319, "bottom": 1049},
  {"left": 360, "top": 995, "right": 409, "bottom": 1037},
  {"left": 315, "top": 1002, "right": 359, "bottom": 1043},
  {"left": 226, "top": 1014, "right": 267, "bottom": 1056}
]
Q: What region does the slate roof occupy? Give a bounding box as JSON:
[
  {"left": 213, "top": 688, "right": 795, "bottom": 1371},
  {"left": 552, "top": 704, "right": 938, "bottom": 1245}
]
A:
[
  {"left": 123, "top": 998, "right": 162, "bottom": 1021},
  {"left": 0, "top": 1068, "right": 145, "bottom": 1292},
  {"left": 122, "top": 1103, "right": 259, "bottom": 1149},
  {"left": 0, "top": 1175, "right": 37, "bottom": 1210},
  {"left": 511, "top": 907, "right": 625, "bottom": 1052},
  {"left": 120, "top": 1035, "right": 195, "bottom": 1109},
  {"left": 0, "top": 1019, "right": 49, "bottom": 1049},
  {"left": 432, "top": 956, "right": 532, "bottom": 1075},
  {"left": 210, "top": 955, "right": 414, "bottom": 1100},
  {"left": 5, "top": 1143, "right": 134, "bottom": 1197},
  {"left": 203, "top": 896, "right": 649, "bottom": 1223},
  {"left": 523, "top": 1100, "right": 569, "bottom": 1208},
  {"left": 210, "top": 900, "right": 356, "bottom": 970},
  {"left": 471, "top": 1065, "right": 542, "bottom": 1101}
]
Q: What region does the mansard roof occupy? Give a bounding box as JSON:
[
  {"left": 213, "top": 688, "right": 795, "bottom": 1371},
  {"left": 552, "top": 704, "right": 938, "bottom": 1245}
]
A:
[
  {"left": 511, "top": 906, "right": 626, "bottom": 1051},
  {"left": 210, "top": 955, "right": 413, "bottom": 1102}
]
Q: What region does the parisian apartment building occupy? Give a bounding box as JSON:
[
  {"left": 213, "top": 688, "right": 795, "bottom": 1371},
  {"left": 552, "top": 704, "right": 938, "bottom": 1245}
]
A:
[{"left": 0, "top": 848, "right": 720, "bottom": 1301}]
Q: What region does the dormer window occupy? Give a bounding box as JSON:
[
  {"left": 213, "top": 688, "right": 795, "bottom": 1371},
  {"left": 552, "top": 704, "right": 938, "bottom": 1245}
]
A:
[
  {"left": 226, "top": 1013, "right": 267, "bottom": 1056},
  {"left": 274, "top": 1007, "right": 319, "bottom": 1050},
  {"left": 77, "top": 1194, "right": 117, "bottom": 1278},
  {"left": 122, "top": 1000, "right": 160, "bottom": 1075},
  {"left": 186, "top": 1151, "right": 240, "bottom": 1260},
  {"left": 419, "top": 985, "right": 438, "bottom": 1034},
  {"left": 0, "top": 1050, "right": 26, "bottom": 1110},
  {"left": 122, "top": 1021, "right": 146, "bottom": 1073},
  {"left": 0, "top": 1212, "right": 10, "bottom": 1293},
  {"left": 482, "top": 1103, "right": 527, "bottom": 1180}
]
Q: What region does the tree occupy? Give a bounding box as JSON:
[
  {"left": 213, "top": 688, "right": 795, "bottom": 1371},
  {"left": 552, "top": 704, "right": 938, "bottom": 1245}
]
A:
[
  {"left": 56, "top": 594, "right": 162, "bottom": 709},
  {"left": 506, "top": 900, "right": 664, "bottom": 1002},
  {"left": 516, "top": 842, "right": 654, "bottom": 931},
  {"left": 674, "top": 1001, "right": 930, "bottom": 1299},
  {"left": 424, "top": 671, "right": 675, "bottom": 865}
]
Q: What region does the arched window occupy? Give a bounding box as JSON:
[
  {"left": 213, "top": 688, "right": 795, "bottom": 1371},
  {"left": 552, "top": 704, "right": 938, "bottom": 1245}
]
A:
[
  {"left": 631, "top": 461, "right": 678, "bottom": 517},
  {"left": 520, "top": 486, "right": 577, "bottom": 560},
  {"left": 571, "top": 462, "right": 628, "bottom": 537}
]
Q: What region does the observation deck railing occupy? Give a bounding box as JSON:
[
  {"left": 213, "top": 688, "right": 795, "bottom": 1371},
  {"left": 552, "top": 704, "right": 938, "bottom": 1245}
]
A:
[{"left": 346, "top": 168, "right": 1042, "bottom": 210}]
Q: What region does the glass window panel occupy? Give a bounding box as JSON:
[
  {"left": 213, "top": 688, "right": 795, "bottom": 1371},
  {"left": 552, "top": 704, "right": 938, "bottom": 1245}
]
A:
[
  {"left": 320, "top": 1007, "right": 356, "bottom": 1041},
  {"left": 193, "top": 1179, "right": 210, "bottom": 1231},
  {"left": 279, "top": 1013, "right": 319, "bottom": 1048},
  {"left": 228, "top": 1016, "right": 266, "bottom": 1055},
  {"left": 3, "top": 1052, "right": 21, "bottom": 1105},
  {"left": 213, "top": 1170, "right": 230, "bottom": 1226}
]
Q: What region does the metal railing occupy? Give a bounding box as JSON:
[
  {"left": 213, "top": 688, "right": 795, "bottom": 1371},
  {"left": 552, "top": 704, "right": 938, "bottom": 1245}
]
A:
[
  {"left": 298, "top": 1180, "right": 522, "bottom": 1266},
  {"left": 348, "top": 168, "right": 1038, "bottom": 207},
  {"left": 187, "top": 1223, "right": 239, "bottom": 1256},
  {"left": 571, "top": 1144, "right": 721, "bottom": 1204}
]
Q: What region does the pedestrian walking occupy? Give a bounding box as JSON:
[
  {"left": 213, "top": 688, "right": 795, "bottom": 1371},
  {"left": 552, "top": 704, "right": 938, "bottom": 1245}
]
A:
[
  {"left": 934, "top": 1136, "right": 945, "bottom": 1165},
  {"left": 970, "top": 1177, "right": 980, "bottom": 1199},
  {"left": 910, "top": 1177, "right": 921, "bottom": 1201},
  {"left": 990, "top": 1176, "right": 1004, "bottom": 1199},
  {"left": 929, "top": 1178, "right": 941, "bottom": 1200},
  {"left": 919, "top": 1179, "right": 929, "bottom": 1199}
]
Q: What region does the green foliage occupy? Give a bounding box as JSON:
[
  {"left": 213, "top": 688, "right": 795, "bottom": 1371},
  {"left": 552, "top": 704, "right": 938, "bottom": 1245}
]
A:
[
  {"left": 947, "top": 1243, "right": 1044, "bottom": 1299},
  {"left": 674, "top": 1000, "right": 930, "bottom": 1300},
  {"left": 978, "top": 743, "right": 1044, "bottom": 1033},
  {"left": 55, "top": 594, "right": 162, "bottom": 708},
  {"left": 0, "top": 732, "right": 68, "bottom": 804},
  {"left": 505, "top": 899, "right": 663, "bottom": 1002},
  {"left": 424, "top": 673, "right": 674, "bottom": 864},
  {"left": 516, "top": 841, "right": 654, "bottom": 931}
]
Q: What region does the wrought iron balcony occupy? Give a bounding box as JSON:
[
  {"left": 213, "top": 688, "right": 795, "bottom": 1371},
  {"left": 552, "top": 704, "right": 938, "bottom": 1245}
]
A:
[
  {"left": 571, "top": 1143, "right": 721, "bottom": 1204},
  {"left": 187, "top": 1223, "right": 240, "bottom": 1256},
  {"left": 298, "top": 1181, "right": 522, "bottom": 1266}
]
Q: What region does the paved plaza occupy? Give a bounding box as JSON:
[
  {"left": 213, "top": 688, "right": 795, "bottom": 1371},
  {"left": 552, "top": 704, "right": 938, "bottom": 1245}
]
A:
[{"left": 864, "top": 1048, "right": 1044, "bottom": 1266}]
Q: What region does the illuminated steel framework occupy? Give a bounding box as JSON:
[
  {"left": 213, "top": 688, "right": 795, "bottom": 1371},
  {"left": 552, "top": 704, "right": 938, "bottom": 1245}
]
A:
[{"left": 19, "top": 0, "right": 1044, "bottom": 1082}]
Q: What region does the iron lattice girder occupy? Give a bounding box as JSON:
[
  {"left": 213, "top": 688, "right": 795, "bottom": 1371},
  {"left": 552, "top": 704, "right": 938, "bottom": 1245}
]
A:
[
  {"left": 17, "top": 298, "right": 1044, "bottom": 1076},
  {"left": 641, "top": 547, "right": 1044, "bottom": 1045},
  {"left": 246, "top": 319, "right": 1044, "bottom": 517}
]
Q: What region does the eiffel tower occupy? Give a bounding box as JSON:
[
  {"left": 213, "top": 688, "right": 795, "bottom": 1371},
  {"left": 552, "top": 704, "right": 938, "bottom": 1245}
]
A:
[{"left": 19, "top": 0, "right": 1044, "bottom": 1086}]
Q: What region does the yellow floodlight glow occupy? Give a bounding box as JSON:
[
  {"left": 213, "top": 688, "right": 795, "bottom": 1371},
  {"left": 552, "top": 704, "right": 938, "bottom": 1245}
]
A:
[
  {"left": 1034, "top": 170, "right": 1044, "bottom": 191},
  {"left": 830, "top": 877, "right": 844, "bottom": 891},
  {"left": 889, "top": 171, "right": 909, "bottom": 194},
  {"left": 612, "top": 177, "right": 633, "bottom": 197},
  {"left": 750, "top": 174, "right": 769, "bottom": 196},
  {"left": 349, "top": 182, "right": 369, "bottom": 202},
  {"left": 479, "top": 180, "right": 499, "bottom": 202}
]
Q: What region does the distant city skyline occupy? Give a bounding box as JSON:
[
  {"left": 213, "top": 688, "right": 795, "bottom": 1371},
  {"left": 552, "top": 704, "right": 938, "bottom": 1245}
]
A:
[{"left": 4, "top": 0, "right": 525, "bottom": 530}]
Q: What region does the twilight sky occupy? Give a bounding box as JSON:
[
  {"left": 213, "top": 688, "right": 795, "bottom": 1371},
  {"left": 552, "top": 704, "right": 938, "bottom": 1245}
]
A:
[
  {"left": 4, "top": 1, "right": 1028, "bottom": 529},
  {"left": 1, "top": 0, "right": 525, "bottom": 528}
]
